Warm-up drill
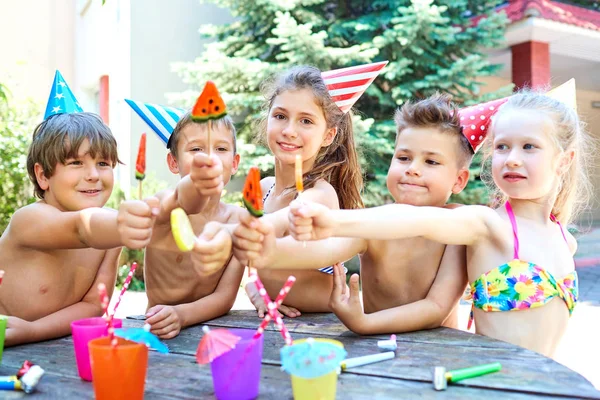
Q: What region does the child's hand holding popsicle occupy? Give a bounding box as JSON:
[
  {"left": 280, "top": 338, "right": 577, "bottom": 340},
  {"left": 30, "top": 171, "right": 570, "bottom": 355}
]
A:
[
  {"left": 171, "top": 209, "right": 233, "bottom": 276},
  {"left": 117, "top": 197, "right": 160, "bottom": 249},
  {"left": 288, "top": 200, "right": 337, "bottom": 242},
  {"left": 232, "top": 212, "right": 277, "bottom": 268},
  {"left": 193, "top": 221, "right": 234, "bottom": 276},
  {"left": 189, "top": 153, "right": 224, "bottom": 197}
]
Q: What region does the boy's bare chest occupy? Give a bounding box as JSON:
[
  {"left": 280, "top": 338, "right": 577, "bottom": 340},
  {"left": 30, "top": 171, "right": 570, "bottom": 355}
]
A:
[
  {"left": 360, "top": 238, "right": 446, "bottom": 313},
  {"left": 144, "top": 247, "right": 224, "bottom": 306},
  {"left": 0, "top": 247, "right": 105, "bottom": 319},
  {"left": 145, "top": 212, "right": 230, "bottom": 305}
]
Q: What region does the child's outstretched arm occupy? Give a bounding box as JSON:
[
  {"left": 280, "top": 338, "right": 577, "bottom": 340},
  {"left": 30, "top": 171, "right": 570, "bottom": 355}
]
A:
[
  {"left": 261, "top": 178, "right": 341, "bottom": 238},
  {"left": 233, "top": 211, "right": 366, "bottom": 269},
  {"left": 330, "top": 246, "right": 467, "bottom": 335},
  {"left": 290, "top": 201, "right": 502, "bottom": 246},
  {"left": 145, "top": 256, "right": 244, "bottom": 339},
  {"left": 8, "top": 199, "right": 159, "bottom": 250},
  {"left": 4, "top": 247, "right": 121, "bottom": 346},
  {"left": 175, "top": 153, "right": 223, "bottom": 215}
]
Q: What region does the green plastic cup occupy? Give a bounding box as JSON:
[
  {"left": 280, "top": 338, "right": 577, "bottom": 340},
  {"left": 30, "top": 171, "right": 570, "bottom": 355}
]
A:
[{"left": 0, "top": 315, "right": 7, "bottom": 364}]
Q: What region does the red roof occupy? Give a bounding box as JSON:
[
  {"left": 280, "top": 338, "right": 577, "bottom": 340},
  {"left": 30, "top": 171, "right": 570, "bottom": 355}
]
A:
[{"left": 500, "top": 1, "right": 600, "bottom": 32}]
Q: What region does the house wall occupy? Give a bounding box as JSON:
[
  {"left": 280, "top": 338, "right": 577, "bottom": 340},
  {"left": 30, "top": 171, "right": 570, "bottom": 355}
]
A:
[
  {"left": 129, "top": 0, "right": 234, "bottom": 191},
  {"left": 0, "top": 0, "right": 75, "bottom": 106}
]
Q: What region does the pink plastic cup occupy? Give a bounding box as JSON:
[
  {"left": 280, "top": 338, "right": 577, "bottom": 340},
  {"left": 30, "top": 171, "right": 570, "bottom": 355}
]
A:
[
  {"left": 210, "top": 329, "right": 264, "bottom": 400},
  {"left": 71, "top": 317, "right": 122, "bottom": 381}
]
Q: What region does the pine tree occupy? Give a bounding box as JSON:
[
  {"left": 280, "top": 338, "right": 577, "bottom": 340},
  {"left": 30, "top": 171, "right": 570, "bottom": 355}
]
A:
[{"left": 172, "top": 0, "right": 511, "bottom": 206}]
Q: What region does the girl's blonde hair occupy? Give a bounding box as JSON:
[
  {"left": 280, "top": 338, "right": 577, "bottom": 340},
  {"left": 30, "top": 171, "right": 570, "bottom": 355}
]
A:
[
  {"left": 257, "top": 66, "right": 364, "bottom": 210},
  {"left": 483, "top": 91, "right": 594, "bottom": 224}
]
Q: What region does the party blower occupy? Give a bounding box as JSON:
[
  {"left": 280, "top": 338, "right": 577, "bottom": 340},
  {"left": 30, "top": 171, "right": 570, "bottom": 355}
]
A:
[
  {"left": 433, "top": 362, "right": 502, "bottom": 391},
  {"left": 0, "top": 361, "right": 45, "bottom": 394}
]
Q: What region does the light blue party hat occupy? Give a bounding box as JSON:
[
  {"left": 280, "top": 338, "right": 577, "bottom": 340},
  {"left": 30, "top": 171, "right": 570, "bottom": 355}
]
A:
[
  {"left": 125, "top": 99, "right": 186, "bottom": 147},
  {"left": 44, "top": 70, "right": 83, "bottom": 120}
]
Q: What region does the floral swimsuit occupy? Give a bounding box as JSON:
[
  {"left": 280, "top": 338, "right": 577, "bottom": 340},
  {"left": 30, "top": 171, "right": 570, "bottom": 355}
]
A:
[{"left": 466, "top": 202, "right": 578, "bottom": 330}]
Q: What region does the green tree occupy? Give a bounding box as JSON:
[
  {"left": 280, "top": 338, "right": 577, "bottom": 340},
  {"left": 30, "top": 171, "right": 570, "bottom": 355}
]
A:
[
  {"left": 172, "top": 0, "right": 512, "bottom": 206},
  {"left": 0, "top": 84, "right": 38, "bottom": 234}
]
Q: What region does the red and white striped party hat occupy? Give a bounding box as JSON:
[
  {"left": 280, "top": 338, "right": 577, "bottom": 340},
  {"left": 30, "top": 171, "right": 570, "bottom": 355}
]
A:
[
  {"left": 458, "top": 97, "right": 509, "bottom": 152},
  {"left": 321, "top": 61, "right": 388, "bottom": 114}
]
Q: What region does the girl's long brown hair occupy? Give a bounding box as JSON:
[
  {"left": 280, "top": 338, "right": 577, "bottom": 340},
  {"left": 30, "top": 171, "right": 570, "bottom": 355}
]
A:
[{"left": 258, "top": 66, "right": 364, "bottom": 209}]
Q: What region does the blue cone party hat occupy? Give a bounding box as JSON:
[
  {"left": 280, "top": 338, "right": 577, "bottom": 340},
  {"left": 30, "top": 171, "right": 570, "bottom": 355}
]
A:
[
  {"left": 44, "top": 70, "right": 84, "bottom": 120},
  {"left": 125, "top": 99, "right": 186, "bottom": 147}
]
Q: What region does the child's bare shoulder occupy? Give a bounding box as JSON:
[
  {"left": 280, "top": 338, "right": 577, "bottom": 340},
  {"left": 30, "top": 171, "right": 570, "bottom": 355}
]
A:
[
  {"left": 6, "top": 202, "right": 59, "bottom": 236},
  {"left": 11, "top": 201, "right": 57, "bottom": 219},
  {"left": 260, "top": 176, "right": 275, "bottom": 194},
  {"left": 222, "top": 202, "right": 246, "bottom": 224},
  {"left": 301, "top": 179, "right": 339, "bottom": 209},
  {"left": 155, "top": 188, "right": 175, "bottom": 201}
]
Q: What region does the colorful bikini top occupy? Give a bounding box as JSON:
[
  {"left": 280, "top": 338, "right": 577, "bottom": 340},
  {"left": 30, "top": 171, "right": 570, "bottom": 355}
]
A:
[{"left": 466, "top": 202, "right": 578, "bottom": 329}]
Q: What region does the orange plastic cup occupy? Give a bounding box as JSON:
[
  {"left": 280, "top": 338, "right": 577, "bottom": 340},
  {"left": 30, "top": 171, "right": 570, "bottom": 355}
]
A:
[{"left": 89, "top": 336, "right": 148, "bottom": 400}]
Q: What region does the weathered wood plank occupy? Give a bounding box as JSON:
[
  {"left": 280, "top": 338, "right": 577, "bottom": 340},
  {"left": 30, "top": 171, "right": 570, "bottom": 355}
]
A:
[
  {"left": 177, "top": 310, "right": 519, "bottom": 350},
  {"left": 2, "top": 312, "right": 597, "bottom": 399},
  {"left": 123, "top": 313, "right": 600, "bottom": 399},
  {"left": 159, "top": 329, "right": 599, "bottom": 399},
  {"left": 0, "top": 343, "right": 587, "bottom": 400}
]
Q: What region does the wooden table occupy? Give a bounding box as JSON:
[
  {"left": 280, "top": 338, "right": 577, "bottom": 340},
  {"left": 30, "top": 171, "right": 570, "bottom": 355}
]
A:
[{"left": 1, "top": 311, "right": 598, "bottom": 399}]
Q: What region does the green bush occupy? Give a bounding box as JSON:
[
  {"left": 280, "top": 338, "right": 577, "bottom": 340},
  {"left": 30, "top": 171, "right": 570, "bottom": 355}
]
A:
[{"left": 0, "top": 84, "right": 39, "bottom": 235}]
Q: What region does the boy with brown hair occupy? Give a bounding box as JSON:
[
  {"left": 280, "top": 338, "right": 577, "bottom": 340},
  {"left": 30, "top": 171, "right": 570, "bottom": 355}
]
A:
[
  {"left": 233, "top": 93, "right": 472, "bottom": 334},
  {"left": 0, "top": 111, "right": 159, "bottom": 346},
  {"left": 128, "top": 103, "right": 246, "bottom": 339}
]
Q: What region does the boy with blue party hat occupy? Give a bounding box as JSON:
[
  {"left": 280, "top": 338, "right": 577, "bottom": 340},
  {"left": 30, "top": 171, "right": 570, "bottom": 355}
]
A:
[
  {"left": 0, "top": 71, "right": 160, "bottom": 346},
  {"left": 44, "top": 70, "right": 84, "bottom": 119}
]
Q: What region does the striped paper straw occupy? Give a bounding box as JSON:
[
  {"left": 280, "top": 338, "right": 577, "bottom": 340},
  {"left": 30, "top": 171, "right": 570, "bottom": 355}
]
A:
[
  {"left": 98, "top": 283, "right": 117, "bottom": 347},
  {"left": 250, "top": 272, "right": 295, "bottom": 345}
]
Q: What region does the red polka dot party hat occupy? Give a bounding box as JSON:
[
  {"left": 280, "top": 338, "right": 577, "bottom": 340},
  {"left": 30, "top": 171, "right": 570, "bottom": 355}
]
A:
[{"left": 458, "top": 97, "right": 509, "bottom": 152}]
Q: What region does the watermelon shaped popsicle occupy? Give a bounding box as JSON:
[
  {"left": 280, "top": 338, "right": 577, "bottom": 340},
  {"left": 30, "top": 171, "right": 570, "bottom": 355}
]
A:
[
  {"left": 135, "top": 133, "right": 146, "bottom": 199},
  {"left": 242, "top": 167, "right": 264, "bottom": 218},
  {"left": 135, "top": 133, "right": 146, "bottom": 180},
  {"left": 242, "top": 167, "right": 264, "bottom": 272},
  {"left": 191, "top": 81, "right": 227, "bottom": 155}
]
